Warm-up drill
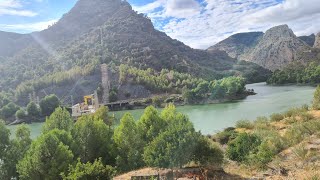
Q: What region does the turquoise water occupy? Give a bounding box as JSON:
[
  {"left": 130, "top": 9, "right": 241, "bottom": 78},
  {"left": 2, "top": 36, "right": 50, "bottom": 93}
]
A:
[{"left": 7, "top": 83, "right": 315, "bottom": 137}]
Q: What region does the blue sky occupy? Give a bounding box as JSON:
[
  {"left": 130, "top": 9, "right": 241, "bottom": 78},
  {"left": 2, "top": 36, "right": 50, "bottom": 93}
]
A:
[{"left": 0, "top": 0, "right": 319, "bottom": 49}]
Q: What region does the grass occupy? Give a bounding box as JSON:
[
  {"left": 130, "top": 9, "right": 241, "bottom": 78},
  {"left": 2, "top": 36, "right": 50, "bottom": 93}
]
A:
[
  {"left": 293, "top": 144, "right": 309, "bottom": 160},
  {"left": 235, "top": 120, "right": 254, "bottom": 129},
  {"left": 270, "top": 113, "right": 284, "bottom": 122}
]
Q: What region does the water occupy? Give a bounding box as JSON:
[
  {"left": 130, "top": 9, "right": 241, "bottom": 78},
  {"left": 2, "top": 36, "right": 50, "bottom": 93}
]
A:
[{"left": 7, "top": 83, "right": 315, "bottom": 137}]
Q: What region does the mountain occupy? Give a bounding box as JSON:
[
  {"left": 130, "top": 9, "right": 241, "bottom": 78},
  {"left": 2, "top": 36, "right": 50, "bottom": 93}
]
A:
[
  {"left": 299, "top": 34, "right": 315, "bottom": 47},
  {"left": 207, "top": 32, "right": 263, "bottom": 59},
  {"left": 209, "top": 25, "right": 314, "bottom": 71},
  {"left": 314, "top": 32, "right": 320, "bottom": 49},
  {"left": 0, "top": 0, "right": 270, "bottom": 105}
]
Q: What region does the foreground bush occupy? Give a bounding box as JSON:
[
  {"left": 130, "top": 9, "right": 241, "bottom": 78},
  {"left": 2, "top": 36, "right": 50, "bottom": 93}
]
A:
[{"left": 226, "top": 133, "right": 261, "bottom": 162}]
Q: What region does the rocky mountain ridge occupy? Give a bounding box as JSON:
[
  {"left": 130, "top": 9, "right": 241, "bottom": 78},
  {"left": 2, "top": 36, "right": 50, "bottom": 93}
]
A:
[{"left": 209, "top": 25, "right": 319, "bottom": 71}]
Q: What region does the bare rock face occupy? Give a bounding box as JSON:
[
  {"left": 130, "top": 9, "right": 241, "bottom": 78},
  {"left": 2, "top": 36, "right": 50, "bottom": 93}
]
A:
[
  {"left": 314, "top": 32, "right": 320, "bottom": 49},
  {"left": 244, "top": 25, "right": 310, "bottom": 71}
]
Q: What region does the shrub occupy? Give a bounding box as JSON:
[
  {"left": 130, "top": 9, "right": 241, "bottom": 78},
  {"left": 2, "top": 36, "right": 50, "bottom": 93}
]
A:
[
  {"left": 212, "top": 129, "right": 237, "bottom": 145},
  {"left": 235, "top": 120, "right": 254, "bottom": 129},
  {"left": 15, "top": 109, "right": 27, "bottom": 120},
  {"left": 270, "top": 113, "right": 284, "bottom": 122},
  {"left": 248, "top": 141, "right": 275, "bottom": 169},
  {"left": 226, "top": 133, "right": 261, "bottom": 162}
]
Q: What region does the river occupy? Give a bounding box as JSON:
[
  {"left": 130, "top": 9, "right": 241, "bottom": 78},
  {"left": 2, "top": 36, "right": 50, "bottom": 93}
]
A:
[{"left": 7, "top": 83, "right": 316, "bottom": 138}]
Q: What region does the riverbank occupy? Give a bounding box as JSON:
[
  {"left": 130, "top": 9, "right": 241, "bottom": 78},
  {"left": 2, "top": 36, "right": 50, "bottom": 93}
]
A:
[{"left": 107, "top": 90, "right": 256, "bottom": 111}]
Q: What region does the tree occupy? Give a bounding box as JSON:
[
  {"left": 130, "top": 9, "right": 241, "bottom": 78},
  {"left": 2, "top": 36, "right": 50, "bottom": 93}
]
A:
[
  {"left": 62, "top": 158, "right": 115, "bottom": 180},
  {"left": 92, "top": 106, "right": 113, "bottom": 127},
  {"left": 27, "top": 101, "right": 41, "bottom": 120},
  {"left": 0, "top": 102, "right": 20, "bottom": 119},
  {"left": 0, "top": 120, "right": 10, "bottom": 159},
  {"left": 42, "top": 107, "right": 74, "bottom": 134},
  {"left": 72, "top": 115, "right": 114, "bottom": 164},
  {"left": 113, "top": 113, "right": 144, "bottom": 172},
  {"left": 192, "top": 136, "right": 224, "bottom": 166},
  {"left": 39, "top": 94, "right": 60, "bottom": 116},
  {"left": 16, "top": 109, "right": 27, "bottom": 120},
  {"left": 1, "top": 124, "right": 32, "bottom": 179},
  {"left": 137, "top": 106, "right": 167, "bottom": 143},
  {"left": 143, "top": 113, "right": 199, "bottom": 168},
  {"left": 17, "top": 129, "right": 74, "bottom": 180}
]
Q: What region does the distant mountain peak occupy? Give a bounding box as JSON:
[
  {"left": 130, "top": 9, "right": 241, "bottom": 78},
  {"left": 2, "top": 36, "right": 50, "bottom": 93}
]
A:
[{"left": 263, "top": 24, "right": 296, "bottom": 40}]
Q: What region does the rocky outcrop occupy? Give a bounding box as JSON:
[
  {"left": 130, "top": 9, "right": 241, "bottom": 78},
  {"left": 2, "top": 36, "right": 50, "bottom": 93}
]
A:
[
  {"left": 208, "top": 25, "right": 319, "bottom": 71},
  {"left": 207, "top": 32, "right": 263, "bottom": 59},
  {"left": 244, "top": 25, "right": 310, "bottom": 71},
  {"left": 314, "top": 32, "right": 320, "bottom": 49}
]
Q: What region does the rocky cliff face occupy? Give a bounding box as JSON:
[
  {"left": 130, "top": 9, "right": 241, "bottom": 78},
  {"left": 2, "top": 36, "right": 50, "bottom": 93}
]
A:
[
  {"left": 207, "top": 32, "right": 263, "bottom": 59},
  {"left": 245, "top": 25, "right": 310, "bottom": 71},
  {"left": 208, "top": 25, "right": 313, "bottom": 71},
  {"left": 314, "top": 33, "right": 320, "bottom": 49}
]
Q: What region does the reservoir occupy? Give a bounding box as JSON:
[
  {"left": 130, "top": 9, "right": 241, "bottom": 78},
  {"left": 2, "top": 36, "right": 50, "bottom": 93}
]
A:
[{"left": 7, "top": 83, "right": 316, "bottom": 137}]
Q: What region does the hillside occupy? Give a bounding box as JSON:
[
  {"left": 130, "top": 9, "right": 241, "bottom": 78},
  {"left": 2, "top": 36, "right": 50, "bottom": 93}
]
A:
[
  {"left": 209, "top": 25, "right": 317, "bottom": 71},
  {"left": 207, "top": 32, "right": 263, "bottom": 59},
  {"left": 299, "top": 34, "right": 315, "bottom": 47},
  {"left": 0, "top": 0, "right": 270, "bottom": 106}
]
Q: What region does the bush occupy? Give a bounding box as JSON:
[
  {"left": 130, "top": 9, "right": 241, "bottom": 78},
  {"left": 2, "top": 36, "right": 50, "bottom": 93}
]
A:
[
  {"left": 212, "top": 129, "right": 237, "bottom": 145},
  {"left": 270, "top": 113, "right": 284, "bottom": 122},
  {"left": 248, "top": 141, "right": 275, "bottom": 169},
  {"left": 15, "top": 109, "right": 27, "bottom": 120},
  {"left": 235, "top": 120, "right": 254, "bottom": 129},
  {"left": 39, "top": 94, "right": 60, "bottom": 116},
  {"left": 226, "top": 133, "right": 261, "bottom": 162},
  {"left": 152, "top": 96, "right": 162, "bottom": 107}
]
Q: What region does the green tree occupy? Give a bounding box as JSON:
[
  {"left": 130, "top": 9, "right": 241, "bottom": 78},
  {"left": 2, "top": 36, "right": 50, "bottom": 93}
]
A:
[
  {"left": 62, "top": 158, "right": 115, "bottom": 180},
  {"left": 143, "top": 114, "right": 199, "bottom": 168},
  {"left": 113, "top": 113, "right": 144, "bottom": 172},
  {"left": 192, "top": 136, "right": 224, "bottom": 166},
  {"left": 16, "top": 109, "right": 27, "bottom": 120},
  {"left": 137, "top": 106, "right": 167, "bottom": 143},
  {"left": 92, "top": 106, "right": 113, "bottom": 127},
  {"left": 0, "top": 120, "right": 10, "bottom": 159},
  {"left": 0, "top": 102, "right": 20, "bottom": 119},
  {"left": 27, "top": 101, "right": 41, "bottom": 120},
  {"left": 1, "top": 124, "right": 32, "bottom": 179},
  {"left": 42, "top": 107, "right": 74, "bottom": 134},
  {"left": 72, "top": 115, "right": 114, "bottom": 164},
  {"left": 17, "top": 129, "right": 74, "bottom": 180},
  {"left": 39, "top": 94, "right": 60, "bottom": 116}
]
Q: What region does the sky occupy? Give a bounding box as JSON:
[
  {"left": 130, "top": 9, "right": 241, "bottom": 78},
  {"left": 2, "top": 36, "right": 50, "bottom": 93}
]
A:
[{"left": 0, "top": 0, "right": 319, "bottom": 49}]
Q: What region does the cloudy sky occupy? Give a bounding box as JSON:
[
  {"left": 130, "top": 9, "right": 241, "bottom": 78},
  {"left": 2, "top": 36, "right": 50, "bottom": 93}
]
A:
[{"left": 0, "top": 0, "right": 319, "bottom": 49}]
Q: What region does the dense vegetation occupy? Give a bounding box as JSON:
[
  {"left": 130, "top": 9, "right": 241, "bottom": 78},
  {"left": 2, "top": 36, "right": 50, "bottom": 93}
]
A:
[
  {"left": 119, "top": 64, "right": 247, "bottom": 104},
  {"left": 0, "top": 104, "right": 222, "bottom": 179},
  {"left": 267, "top": 62, "right": 320, "bottom": 85},
  {"left": 0, "top": 94, "right": 60, "bottom": 123}
]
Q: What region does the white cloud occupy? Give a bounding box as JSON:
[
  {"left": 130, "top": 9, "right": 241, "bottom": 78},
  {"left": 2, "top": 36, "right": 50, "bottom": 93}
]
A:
[
  {"left": 0, "top": 19, "right": 57, "bottom": 32},
  {"left": 0, "top": 0, "right": 37, "bottom": 17},
  {"left": 133, "top": 0, "right": 320, "bottom": 49}
]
